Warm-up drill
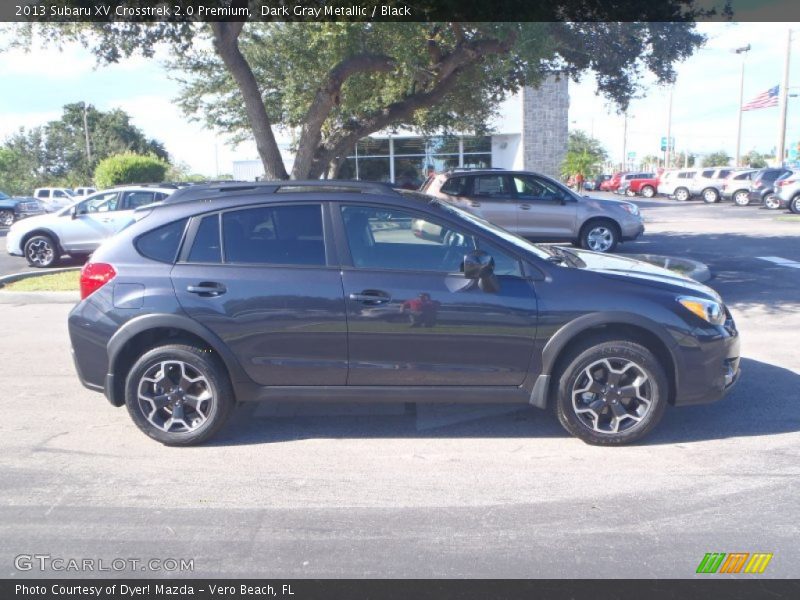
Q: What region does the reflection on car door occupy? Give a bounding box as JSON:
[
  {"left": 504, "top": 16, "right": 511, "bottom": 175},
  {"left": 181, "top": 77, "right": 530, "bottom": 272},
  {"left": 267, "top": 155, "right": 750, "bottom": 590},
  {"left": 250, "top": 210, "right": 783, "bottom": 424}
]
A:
[
  {"left": 464, "top": 174, "right": 517, "bottom": 231},
  {"left": 337, "top": 204, "right": 537, "bottom": 386},
  {"left": 511, "top": 174, "right": 577, "bottom": 239},
  {"left": 61, "top": 191, "right": 121, "bottom": 252}
]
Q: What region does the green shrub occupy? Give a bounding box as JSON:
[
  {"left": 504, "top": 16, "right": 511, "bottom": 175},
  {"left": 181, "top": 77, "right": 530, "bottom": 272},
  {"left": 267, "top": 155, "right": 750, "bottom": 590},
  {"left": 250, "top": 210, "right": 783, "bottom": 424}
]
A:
[{"left": 94, "top": 153, "right": 169, "bottom": 188}]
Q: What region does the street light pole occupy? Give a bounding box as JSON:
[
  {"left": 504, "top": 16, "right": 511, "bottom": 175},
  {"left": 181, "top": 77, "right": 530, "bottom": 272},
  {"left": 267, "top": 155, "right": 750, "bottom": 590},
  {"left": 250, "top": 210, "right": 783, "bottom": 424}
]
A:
[
  {"left": 81, "top": 101, "right": 92, "bottom": 165},
  {"left": 622, "top": 112, "right": 628, "bottom": 171},
  {"left": 665, "top": 86, "right": 674, "bottom": 169},
  {"left": 733, "top": 44, "right": 751, "bottom": 166},
  {"left": 776, "top": 30, "right": 792, "bottom": 166}
]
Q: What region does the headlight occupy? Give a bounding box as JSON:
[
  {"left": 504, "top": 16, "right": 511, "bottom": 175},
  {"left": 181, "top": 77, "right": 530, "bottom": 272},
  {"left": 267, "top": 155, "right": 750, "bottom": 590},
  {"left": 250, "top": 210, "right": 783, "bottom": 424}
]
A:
[
  {"left": 620, "top": 202, "right": 640, "bottom": 216},
  {"left": 677, "top": 295, "right": 726, "bottom": 325}
]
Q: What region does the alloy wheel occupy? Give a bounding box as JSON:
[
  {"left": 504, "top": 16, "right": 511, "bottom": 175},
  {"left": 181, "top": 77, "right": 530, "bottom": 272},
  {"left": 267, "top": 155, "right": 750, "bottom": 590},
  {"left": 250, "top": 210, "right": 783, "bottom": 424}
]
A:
[
  {"left": 703, "top": 189, "right": 718, "bottom": 203},
  {"left": 764, "top": 194, "right": 781, "bottom": 210},
  {"left": 137, "top": 360, "right": 214, "bottom": 433},
  {"left": 0, "top": 210, "right": 13, "bottom": 227},
  {"left": 586, "top": 227, "right": 614, "bottom": 252},
  {"left": 733, "top": 191, "right": 749, "bottom": 206},
  {"left": 571, "top": 357, "right": 653, "bottom": 434},
  {"left": 675, "top": 189, "right": 690, "bottom": 201},
  {"left": 642, "top": 186, "right": 655, "bottom": 198},
  {"left": 26, "top": 238, "right": 54, "bottom": 266}
]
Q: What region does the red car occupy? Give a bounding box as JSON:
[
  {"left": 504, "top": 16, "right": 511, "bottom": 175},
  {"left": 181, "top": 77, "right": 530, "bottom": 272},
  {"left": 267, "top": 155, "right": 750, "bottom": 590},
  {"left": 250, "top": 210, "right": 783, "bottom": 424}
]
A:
[
  {"left": 623, "top": 173, "right": 661, "bottom": 198},
  {"left": 600, "top": 172, "right": 623, "bottom": 191}
]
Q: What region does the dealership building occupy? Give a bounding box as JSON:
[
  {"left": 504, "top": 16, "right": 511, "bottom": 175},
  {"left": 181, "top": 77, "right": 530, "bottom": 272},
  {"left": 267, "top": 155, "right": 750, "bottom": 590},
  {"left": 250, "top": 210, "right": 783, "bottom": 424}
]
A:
[{"left": 233, "top": 76, "right": 569, "bottom": 184}]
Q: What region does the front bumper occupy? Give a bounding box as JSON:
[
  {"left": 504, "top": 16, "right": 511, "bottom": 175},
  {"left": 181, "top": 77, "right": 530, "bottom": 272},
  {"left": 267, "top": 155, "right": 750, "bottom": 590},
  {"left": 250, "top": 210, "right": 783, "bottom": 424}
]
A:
[
  {"left": 672, "top": 320, "right": 741, "bottom": 406},
  {"left": 620, "top": 219, "right": 645, "bottom": 241}
]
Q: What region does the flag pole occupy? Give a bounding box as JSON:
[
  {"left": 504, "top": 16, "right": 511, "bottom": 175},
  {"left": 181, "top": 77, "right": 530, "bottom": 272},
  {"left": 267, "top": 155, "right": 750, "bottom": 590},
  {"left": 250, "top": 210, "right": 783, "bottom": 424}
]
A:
[
  {"left": 733, "top": 45, "right": 751, "bottom": 166},
  {"left": 776, "top": 29, "right": 792, "bottom": 167}
]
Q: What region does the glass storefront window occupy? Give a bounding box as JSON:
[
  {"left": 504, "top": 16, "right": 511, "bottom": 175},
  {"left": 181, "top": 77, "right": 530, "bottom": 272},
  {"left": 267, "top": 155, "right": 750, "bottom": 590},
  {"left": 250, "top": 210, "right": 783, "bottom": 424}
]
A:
[
  {"left": 393, "top": 138, "right": 426, "bottom": 156},
  {"left": 462, "top": 154, "right": 492, "bottom": 169},
  {"left": 427, "top": 136, "right": 460, "bottom": 155},
  {"left": 355, "top": 157, "right": 391, "bottom": 182},
  {"left": 356, "top": 138, "right": 390, "bottom": 156},
  {"left": 462, "top": 136, "right": 491, "bottom": 153}
]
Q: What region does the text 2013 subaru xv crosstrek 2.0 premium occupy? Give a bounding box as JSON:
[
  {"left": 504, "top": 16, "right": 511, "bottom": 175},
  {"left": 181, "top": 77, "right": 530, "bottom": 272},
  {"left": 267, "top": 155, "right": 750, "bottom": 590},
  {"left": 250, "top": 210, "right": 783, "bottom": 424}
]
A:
[{"left": 68, "top": 181, "right": 740, "bottom": 446}]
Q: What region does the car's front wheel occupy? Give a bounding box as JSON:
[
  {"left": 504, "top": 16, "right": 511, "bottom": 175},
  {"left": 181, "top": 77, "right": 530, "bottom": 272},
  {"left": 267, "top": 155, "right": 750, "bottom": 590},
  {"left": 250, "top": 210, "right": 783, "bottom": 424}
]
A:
[
  {"left": 579, "top": 220, "right": 619, "bottom": 253},
  {"left": 125, "top": 344, "right": 235, "bottom": 446},
  {"left": 554, "top": 340, "right": 668, "bottom": 445},
  {"left": 733, "top": 190, "right": 750, "bottom": 206},
  {"left": 702, "top": 188, "right": 720, "bottom": 203},
  {"left": 23, "top": 234, "right": 59, "bottom": 268},
  {"left": 0, "top": 210, "right": 14, "bottom": 227},
  {"left": 674, "top": 187, "right": 690, "bottom": 202},
  {"left": 764, "top": 194, "right": 781, "bottom": 210}
]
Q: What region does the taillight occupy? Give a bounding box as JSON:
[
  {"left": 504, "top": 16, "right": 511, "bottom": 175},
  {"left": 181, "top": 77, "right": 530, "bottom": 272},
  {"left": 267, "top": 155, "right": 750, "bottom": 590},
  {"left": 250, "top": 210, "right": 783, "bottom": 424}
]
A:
[
  {"left": 753, "top": 179, "right": 763, "bottom": 188},
  {"left": 778, "top": 179, "right": 796, "bottom": 186},
  {"left": 80, "top": 262, "right": 116, "bottom": 299}
]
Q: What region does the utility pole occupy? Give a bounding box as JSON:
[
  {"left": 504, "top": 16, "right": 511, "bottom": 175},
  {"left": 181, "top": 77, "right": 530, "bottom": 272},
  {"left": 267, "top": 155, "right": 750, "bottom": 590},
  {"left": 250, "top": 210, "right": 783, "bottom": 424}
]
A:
[
  {"left": 81, "top": 102, "right": 92, "bottom": 164},
  {"left": 665, "top": 87, "right": 674, "bottom": 169},
  {"left": 621, "top": 112, "right": 628, "bottom": 171},
  {"left": 776, "top": 29, "right": 792, "bottom": 166},
  {"left": 733, "top": 44, "right": 751, "bottom": 166}
]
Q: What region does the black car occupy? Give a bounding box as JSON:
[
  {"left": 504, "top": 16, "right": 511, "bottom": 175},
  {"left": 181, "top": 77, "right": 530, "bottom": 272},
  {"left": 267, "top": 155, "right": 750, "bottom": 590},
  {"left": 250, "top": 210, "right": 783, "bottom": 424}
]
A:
[
  {"left": 0, "top": 193, "right": 44, "bottom": 227},
  {"left": 68, "top": 181, "right": 740, "bottom": 446},
  {"left": 747, "top": 167, "right": 792, "bottom": 208}
]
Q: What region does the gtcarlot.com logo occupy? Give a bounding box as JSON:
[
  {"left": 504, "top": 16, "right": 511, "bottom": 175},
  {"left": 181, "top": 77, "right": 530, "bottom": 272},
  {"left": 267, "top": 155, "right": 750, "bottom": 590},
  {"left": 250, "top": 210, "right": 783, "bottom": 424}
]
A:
[
  {"left": 14, "top": 554, "right": 194, "bottom": 573},
  {"left": 696, "top": 552, "right": 773, "bottom": 574}
]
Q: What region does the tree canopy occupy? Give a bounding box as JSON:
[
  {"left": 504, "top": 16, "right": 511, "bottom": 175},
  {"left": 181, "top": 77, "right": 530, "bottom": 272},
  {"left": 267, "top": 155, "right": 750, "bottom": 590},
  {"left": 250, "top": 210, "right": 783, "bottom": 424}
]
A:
[
  {"left": 562, "top": 130, "right": 608, "bottom": 179},
  {"left": 702, "top": 150, "right": 732, "bottom": 167},
  {"left": 12, "top": 2, "right": 714, "bottom": 180}
]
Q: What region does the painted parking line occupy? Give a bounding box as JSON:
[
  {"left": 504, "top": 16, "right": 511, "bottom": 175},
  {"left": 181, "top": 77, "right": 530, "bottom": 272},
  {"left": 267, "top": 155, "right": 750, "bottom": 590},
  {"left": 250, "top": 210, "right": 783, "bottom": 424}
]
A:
[{"left": 757, "top": 256, "right": 800, "bottom": 269}]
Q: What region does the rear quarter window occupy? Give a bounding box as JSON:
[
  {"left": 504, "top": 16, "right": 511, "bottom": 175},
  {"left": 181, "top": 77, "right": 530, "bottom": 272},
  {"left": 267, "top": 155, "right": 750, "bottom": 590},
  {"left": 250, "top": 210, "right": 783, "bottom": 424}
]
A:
[{"left": 135, "top": 218, "right": 189, "bottom": 263}]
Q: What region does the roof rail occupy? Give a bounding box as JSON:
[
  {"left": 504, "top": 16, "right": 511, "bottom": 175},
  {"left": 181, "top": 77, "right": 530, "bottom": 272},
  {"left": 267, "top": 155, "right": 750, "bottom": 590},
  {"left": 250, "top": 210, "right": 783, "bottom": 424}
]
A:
[
  {"left": 447, "top": 167, "right": 505, "bottom": 172},
  {"left": 161, "top": 179, "right": 400, "bottom": 205}
]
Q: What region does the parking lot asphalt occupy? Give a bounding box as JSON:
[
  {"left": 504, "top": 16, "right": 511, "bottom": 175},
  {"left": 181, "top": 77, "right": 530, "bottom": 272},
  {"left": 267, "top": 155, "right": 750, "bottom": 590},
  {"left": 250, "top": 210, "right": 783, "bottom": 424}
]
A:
[{"left": 1, "top": 197, "right": 799, "bottom": 578}]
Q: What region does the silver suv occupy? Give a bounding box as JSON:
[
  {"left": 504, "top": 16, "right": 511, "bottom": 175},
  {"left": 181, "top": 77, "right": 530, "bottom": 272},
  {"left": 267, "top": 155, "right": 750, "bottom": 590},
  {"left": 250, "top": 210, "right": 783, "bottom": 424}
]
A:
[
  {"left": 775, "top": 170, "right": 800, "bottom": 213},
  {"left": 7, "top": 186, "right": 174, "bottom": 267},
  {"left": 690, "top": 167, "right": 740, "bottom": 203},
  {"left": 422, "top": 170, "right": 644, "bottom": 252}
]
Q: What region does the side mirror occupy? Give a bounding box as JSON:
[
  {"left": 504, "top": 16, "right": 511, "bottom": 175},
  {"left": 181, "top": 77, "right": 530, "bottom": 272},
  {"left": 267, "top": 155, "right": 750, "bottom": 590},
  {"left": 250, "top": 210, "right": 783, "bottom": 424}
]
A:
[
  {"left": 70, "top": 206, "right": 78, "bottom": 219},
  {"left": 463, "top": 250, "right": 500, "bottom": 293}
]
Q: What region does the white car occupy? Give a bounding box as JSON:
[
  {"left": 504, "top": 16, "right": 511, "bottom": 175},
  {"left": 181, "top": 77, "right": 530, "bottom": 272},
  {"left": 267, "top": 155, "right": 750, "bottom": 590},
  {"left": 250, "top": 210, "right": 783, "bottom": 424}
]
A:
[
  {"left": 32, "top": 187, "right": 76, "bottom": 212},
  {"left": 72, "top": 186, "right": 97, "bottom": 198},
  {"left": 7, "top": 186, "right": 174, "bottom": 267},
  {"left": 657, "top": 169, "right": 698, "bottom": 201}
]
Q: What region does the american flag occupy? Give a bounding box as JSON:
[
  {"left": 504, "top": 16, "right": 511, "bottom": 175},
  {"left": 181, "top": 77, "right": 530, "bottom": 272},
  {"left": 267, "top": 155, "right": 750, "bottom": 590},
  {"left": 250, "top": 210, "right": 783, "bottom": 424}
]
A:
[{"left": 742, "top": 85, "right": 779, "bottom": 111}]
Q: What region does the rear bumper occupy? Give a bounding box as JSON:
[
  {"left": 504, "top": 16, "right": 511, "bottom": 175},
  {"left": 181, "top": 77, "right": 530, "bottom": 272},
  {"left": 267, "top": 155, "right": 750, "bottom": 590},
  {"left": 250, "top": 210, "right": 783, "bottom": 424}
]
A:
[{"left": 748, "top": 191, "right": 766, "bottom": 203}]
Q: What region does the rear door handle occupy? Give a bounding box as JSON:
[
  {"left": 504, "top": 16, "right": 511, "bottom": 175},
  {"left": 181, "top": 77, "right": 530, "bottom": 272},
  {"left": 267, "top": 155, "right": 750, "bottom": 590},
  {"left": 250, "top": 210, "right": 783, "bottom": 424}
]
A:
[
  {"left": 349, "top": 290, "right": 391, "bottom": 305},
  {"left": 187, "top": 282, "right": 227, "bottom": 297}
]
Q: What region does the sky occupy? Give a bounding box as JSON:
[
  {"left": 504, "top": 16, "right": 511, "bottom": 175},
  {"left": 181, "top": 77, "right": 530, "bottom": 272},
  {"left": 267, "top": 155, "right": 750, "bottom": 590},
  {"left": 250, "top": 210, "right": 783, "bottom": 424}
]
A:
[{"left": 1, "top": 21, "right": 799, "bottom": 175}]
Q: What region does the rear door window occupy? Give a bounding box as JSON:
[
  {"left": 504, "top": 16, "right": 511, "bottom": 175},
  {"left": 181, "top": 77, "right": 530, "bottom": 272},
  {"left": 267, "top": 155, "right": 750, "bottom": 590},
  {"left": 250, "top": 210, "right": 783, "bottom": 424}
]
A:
[
  {"left": 187, "top": 214, "right": 222, "bottom": 263},
  {"left": 440, "top": 176, "right": 467, "bottom": 196},
  {"left": 221, "top": 204, "right": 325, "bottom": 266},
  {"left": 472, "top": 175, "right": 512, "bottom": 198}
]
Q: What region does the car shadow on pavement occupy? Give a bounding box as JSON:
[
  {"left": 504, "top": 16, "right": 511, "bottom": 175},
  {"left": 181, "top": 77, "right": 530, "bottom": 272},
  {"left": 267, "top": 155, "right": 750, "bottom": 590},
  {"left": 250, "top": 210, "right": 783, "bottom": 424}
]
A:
[{"left": 209, "top": 357, "right": 799, "bottom": 447}]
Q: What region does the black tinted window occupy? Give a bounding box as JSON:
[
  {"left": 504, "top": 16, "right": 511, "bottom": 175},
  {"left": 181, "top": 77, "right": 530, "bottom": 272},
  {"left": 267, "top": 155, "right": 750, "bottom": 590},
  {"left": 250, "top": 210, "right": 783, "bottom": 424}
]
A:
[
  {"left": 440, "top": 176, "right": 467, "bottom": 195},
  {"left": 222, "top": 204, "right": 325, "bottom": 266},
  {"left": 188, "top": 214, "right": 221, "bottom": 263},
  {"left": 136, "top": 218, "right": 188, "bottom": 263}
]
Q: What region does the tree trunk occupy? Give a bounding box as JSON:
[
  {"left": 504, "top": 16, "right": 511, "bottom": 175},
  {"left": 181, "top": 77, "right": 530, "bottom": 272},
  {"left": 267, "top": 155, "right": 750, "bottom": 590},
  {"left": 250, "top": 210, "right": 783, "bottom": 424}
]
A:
[{"left": 210, "top": 22, "right": 288, "bottom": 180}]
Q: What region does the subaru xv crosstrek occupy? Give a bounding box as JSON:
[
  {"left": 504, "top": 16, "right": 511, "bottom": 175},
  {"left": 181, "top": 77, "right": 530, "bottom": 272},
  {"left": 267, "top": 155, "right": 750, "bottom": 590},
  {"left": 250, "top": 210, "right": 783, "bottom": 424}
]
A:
[{"left": 68, "top": 181, "right": 740, "bottom": 446}]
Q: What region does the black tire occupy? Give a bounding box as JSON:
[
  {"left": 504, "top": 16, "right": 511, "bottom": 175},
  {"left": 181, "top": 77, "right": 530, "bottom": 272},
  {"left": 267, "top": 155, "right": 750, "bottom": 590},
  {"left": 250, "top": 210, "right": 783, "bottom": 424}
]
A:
[
  {"left": 0, "top": 209, "right": 14, "bottom": 228},
  {"left": 702, "top": 188, "right": 720, "bottom": 204},
  {"left": 764, "top": 193, "right": 781, "bottom": 210},
  {"left": 579, "top": 219, "right": 619, "bottom": 253},
  {"left": 23, "top": 234, "right": 60, "bottom": 268},
  {"left": 125, "top": 344, "right": 235, "bottom": 446},
  {"left": 641, "top": 185, "right": 655, "bottom": 198},
  {"left": 790, "top": 195, "right": 800, "bottom": 214},
  {"left": 733, "top": 190, "right": 750, "bottom": 206},
  {"left": 553, "top": 339, "right": 668, "bottom": 446},
  {"left": 674, "top": 187, "right": 690, "bottom": 202}
]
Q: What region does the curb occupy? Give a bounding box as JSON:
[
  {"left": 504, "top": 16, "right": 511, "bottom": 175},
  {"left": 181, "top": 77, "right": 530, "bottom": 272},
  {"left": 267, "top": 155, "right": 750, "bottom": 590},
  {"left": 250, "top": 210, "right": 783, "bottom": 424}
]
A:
[
  {"left": 628, "top": 253, "right": 711, "bottom": 283},
  {"left": 0, "top": 266, "right": 81, "bottom": 286}
]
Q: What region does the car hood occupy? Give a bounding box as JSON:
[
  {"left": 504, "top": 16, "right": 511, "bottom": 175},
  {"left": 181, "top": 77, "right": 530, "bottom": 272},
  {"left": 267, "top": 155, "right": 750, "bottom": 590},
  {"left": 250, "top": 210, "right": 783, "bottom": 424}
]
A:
[
  {"left": 566, "top": 248, "right": 719, "bottom": 299},
  {"left": 583, "top": 196, "right": 635, "bottom": 211},
  {"left": 9, "top": 212, "right": 58, "bottom": 231}
]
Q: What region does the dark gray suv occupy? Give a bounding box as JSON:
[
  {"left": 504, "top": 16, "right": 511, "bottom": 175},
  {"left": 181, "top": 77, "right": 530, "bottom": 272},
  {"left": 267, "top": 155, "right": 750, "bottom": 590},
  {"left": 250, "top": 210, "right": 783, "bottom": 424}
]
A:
[{"left": 69, "top": 181, "right": 740, "bottom": 446}]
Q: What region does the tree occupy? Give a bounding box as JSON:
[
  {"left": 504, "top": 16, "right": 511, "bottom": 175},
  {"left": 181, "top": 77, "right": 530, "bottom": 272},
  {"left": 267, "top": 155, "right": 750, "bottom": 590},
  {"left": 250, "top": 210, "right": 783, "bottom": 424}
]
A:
[
  {"left": 94, "top": 153, "right": 169, "bottom": 188},
  {"left": 2, "top": 104, "right": 168, "bottom": 187},
  {"left": 562, "top": 130, "right": 607, "bottom": 180},
  {"left": 702, "top": 151, "right": 731, "bottom": 167},
  {"left": 14, "top": 2, "right": 712, "bottom": 180},
  {"left": 670, "top": 151, "right": 696, "bottom": 168},
  {"left": 741, "top": 150, "right": 769, "bottom": 169},
  {"left": 640, "top": 154, "right": 661, "bottom": 170}
]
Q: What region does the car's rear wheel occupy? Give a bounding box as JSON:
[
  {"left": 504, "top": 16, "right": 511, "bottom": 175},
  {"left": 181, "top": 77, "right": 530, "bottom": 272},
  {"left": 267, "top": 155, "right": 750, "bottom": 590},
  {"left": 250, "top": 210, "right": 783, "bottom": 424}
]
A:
[
  {"left": 702, "top": 188, "right": 720, "bottom": 204},
  {"left": 23, "top": 234, "right": 59, "bottom": 268},
  {"left": 790, "top": 195, "right": 800, "bottom": 214},
  {"left": 674, "top": 187, "right": 690, "bottom": 202},
  {"left": 554, "top": 340, "right": 668, "bottom": 445},
  {"left": 641, "top": 185, "right": 656, "bottom": 198},
  {"left": 125, "top": 344, "right": 235, "bottom": 446},
  {"left": 579, "top": 220, "right": 619, "bottom": 253},
  {"left": 733, "top": 190, "right": 750, "bottom": 206},
  {"left": 0, "top": 210, "right": 14, "bottom": 227},
  {"left": 764, "top": 194, "right": 781, "bottom": 210}
]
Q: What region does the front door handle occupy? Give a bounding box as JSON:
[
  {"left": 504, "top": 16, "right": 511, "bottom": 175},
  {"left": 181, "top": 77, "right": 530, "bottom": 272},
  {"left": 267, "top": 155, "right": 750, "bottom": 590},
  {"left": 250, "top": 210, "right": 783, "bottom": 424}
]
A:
[
  {"left": 187, "top": 282, "right": 227, "bottom": 297},
  {"left": 349, "top": 290, "right": 391, "bottom": 305}
]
